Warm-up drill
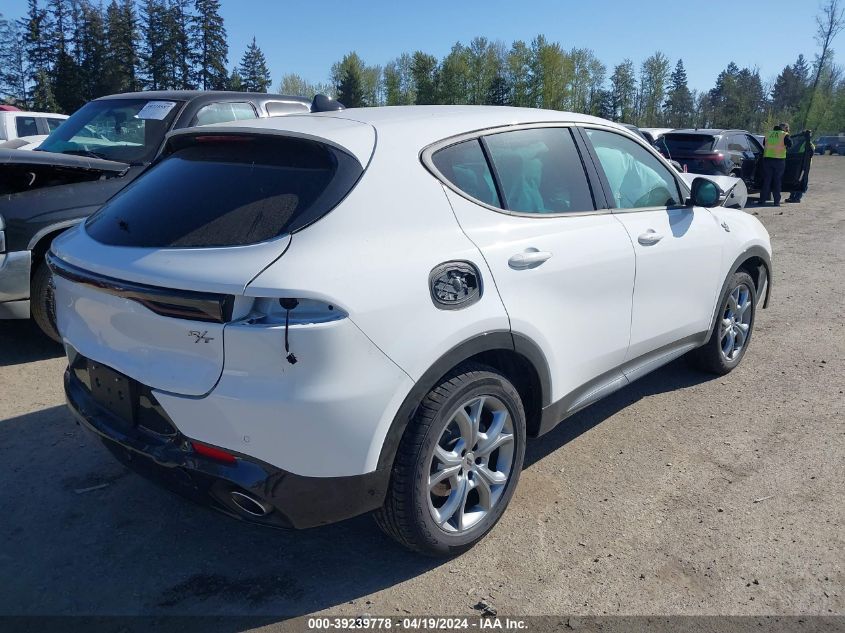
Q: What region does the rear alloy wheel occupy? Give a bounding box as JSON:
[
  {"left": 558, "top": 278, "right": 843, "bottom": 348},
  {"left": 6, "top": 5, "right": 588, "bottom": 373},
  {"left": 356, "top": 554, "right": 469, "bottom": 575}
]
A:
[
  {"left": 375, "top": 364, "right": 526, "bottom": 556},
  {"left": 689, "top": 271, "right": 756, "bottom": 375},
  {"left": 31, "top": 260, "right": 61, "bottom": 343}
]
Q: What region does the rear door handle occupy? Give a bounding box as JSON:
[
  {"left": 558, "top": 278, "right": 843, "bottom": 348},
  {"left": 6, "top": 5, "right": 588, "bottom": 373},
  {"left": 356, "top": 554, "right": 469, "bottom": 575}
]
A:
[
  {"left": 637, "top": 230, "right": 664, "bottom": 246},
  {"left": 508, "top": 249, "right": 553, "bottom": 270}
]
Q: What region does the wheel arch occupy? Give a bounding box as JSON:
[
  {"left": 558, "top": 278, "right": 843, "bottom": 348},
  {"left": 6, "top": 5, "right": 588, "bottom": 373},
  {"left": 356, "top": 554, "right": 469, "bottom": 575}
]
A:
[
  {"left": 705, "top": 245, "right": 772, "bottom": 344},
  {"left": 28, "top": 220, "right": 82, "bottom": 276},
  {"left": 376, "top": 331, "right": 551, "bottom": 471}
]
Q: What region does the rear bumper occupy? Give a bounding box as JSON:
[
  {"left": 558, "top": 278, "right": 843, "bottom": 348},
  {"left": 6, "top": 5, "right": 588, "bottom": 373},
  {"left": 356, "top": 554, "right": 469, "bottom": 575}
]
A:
[
  {"left": 64, "top": 367, "right": 389, "bottom": 529},
  {"left": 0, "top": 250, "right": 31, "bottom": 318}
]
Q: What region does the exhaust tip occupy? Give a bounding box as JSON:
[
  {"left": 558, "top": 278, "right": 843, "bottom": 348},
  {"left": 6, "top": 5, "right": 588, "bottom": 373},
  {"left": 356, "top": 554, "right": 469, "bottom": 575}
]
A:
[{"left": 229, "top": 490, "right": 273, "bottom": 517}]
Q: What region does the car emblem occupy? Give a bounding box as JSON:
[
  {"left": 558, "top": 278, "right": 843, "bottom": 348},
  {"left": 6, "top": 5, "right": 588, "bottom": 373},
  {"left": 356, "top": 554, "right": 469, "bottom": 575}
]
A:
[{"left": 189, "top": 330, "right": 214, "bottom": 344}]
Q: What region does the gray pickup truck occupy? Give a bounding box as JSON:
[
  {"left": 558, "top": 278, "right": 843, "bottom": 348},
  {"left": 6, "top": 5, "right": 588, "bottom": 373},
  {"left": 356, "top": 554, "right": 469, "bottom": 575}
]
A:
[{"left": 0, "top": 90, "right": 342, "bottom": 340}]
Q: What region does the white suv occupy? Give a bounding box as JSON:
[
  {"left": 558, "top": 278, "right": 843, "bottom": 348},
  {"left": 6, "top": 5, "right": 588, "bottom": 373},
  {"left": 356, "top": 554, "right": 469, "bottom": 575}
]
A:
[{"left": 49, "top": 107, "right": 772, "bottom": 556}]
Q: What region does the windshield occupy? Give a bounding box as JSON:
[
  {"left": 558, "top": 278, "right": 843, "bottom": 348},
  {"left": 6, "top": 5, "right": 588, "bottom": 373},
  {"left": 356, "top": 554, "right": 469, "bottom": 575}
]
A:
[
  {"left": 659, "top": 134, "right": 717, "bottom": 155},
  {"left": 37, "top": 98, "right": 183, "bottom": 165}
]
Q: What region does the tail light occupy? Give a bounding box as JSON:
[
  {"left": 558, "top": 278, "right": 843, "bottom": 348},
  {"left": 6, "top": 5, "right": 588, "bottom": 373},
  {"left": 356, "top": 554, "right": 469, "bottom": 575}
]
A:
[{"left": 191, "top": 441, "right": 237, "bottom": 464}]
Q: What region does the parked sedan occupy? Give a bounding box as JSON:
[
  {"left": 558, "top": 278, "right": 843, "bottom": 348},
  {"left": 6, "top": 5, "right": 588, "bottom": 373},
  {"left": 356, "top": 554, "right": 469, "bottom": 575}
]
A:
[
  {"left": 50, "top": 106, "right": 772, "bottom": 556},
  {"left": 0, "top": 90, "right": 342, "bottom": 340}
]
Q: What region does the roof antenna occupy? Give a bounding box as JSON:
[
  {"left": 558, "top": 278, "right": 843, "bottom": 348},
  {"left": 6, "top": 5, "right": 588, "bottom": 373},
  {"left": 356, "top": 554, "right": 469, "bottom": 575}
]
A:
[{"left": 311, "top": 94, "right": 345, "bottom": 113}]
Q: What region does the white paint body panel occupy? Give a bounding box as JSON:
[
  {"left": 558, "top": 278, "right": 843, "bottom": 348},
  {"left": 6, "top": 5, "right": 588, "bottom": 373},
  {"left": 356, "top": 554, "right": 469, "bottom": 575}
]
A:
[
  {"left": 446, "top": 189, "right": 636, "bottom": 402},
  {"left": 54, "top": 274, "right": 226, "bottom": 396},
  {"left": 52, "top": 106, "right": 773, "bottom": 480},
  {"left": 613, "top": 206, "right": 725, "bottom": 359}
]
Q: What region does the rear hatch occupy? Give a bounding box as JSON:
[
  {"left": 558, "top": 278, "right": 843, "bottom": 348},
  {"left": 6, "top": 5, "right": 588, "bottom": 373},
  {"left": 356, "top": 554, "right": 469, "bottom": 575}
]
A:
[
  {"left": 51, "top": 117, "right": 374, "bottom": 396},
  {"left": 657, "top": 133, "right": 724, "bottom": 174}
]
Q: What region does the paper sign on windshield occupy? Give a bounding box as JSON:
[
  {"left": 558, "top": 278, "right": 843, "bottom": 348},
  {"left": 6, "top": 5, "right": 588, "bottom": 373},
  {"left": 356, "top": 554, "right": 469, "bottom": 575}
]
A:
[{"left": 136, "top": 101, "right": 177, "bottom": 120}]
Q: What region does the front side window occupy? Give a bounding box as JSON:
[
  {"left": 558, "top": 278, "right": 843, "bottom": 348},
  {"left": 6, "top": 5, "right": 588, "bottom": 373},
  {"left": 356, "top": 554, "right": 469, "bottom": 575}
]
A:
[
  {"left": 586, "top": 128, "right": 682, "bottom": 209},
  {"left": 86, "top": 135, "right": 362, "bottom": 248},
  {"left": 483, "top": 127, "right": 594, "bottom": 214},
  {"left": 432, "top": 139, "right": 500, "bottom": 207},
  {"left": 46, "top": 118, "right": 65, "bottom": 131},
  {"left": 194, "top": 102, "right": 257, "bottom": 126},
  {"left": 15, "top": 116, "right": 38, "bottom": 137}
]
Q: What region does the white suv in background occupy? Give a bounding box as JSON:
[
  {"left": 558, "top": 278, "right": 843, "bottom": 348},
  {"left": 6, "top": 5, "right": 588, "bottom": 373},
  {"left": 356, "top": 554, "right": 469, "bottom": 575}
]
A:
[
  {"left": 49, "top": 106, "right": 772, "bottom": 556},
  {"left": 0, "top": 109, "right": 67, "bottom": 144}
]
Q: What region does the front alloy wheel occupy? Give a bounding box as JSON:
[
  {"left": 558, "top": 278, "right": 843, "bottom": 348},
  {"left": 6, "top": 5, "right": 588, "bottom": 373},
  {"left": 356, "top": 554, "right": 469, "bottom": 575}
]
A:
[{"left": 375, "top": 364, "right": 526, "bottom": 556}]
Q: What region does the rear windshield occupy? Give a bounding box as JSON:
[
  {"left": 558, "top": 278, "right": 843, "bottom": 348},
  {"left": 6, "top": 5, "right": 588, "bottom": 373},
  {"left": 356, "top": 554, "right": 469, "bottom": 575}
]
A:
[
  {"left": 85, "top": 135, "right": 362, "bottom": 248},
  {"left": 659, "top": 134, "right": 716, "bottom": 154}
]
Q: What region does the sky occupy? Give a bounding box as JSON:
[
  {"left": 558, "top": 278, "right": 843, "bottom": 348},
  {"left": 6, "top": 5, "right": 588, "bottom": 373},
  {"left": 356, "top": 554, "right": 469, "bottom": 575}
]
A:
[{"left": 2, "top": 0, "right": 828, "bottom": 92}]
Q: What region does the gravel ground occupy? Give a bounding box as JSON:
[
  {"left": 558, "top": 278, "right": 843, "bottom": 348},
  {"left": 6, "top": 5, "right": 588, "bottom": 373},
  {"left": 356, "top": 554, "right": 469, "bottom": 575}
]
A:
[{"left": 0, "top": 157, "right": 842, "bottom": 624}]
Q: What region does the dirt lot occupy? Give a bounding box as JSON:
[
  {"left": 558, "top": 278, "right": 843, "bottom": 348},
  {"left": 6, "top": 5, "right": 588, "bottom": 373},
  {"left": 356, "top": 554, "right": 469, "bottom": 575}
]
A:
[{"left": 0, "top": 158, "right": 842, "bottom": 624}]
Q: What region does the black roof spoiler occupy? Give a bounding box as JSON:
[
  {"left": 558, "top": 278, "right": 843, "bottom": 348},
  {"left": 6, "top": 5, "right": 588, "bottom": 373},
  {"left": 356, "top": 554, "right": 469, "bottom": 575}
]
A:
[{"left": 311, "top": 94, "right": 345, "bottom": 113}]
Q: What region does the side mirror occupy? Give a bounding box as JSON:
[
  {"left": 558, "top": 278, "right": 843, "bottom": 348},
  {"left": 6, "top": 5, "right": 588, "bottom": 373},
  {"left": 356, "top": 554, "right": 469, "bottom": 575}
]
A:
[{"left": 689, "top": 177, "right": 721, "bottom": 208}]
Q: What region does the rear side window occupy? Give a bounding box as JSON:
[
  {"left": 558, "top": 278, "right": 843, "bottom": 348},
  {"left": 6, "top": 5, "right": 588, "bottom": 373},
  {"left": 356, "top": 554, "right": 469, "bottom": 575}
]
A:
[
  {"left": 432, "top": 140, "right": 500, "bottom": 207},
  {"left": 483, "top": 128, "right": 594, "bottom": 214},
  {"left": 15, "top": 116, "right": 38, "bottom": 137},
  {"left": 86, "top": 136, "right": 362, "bottom": 248},
  {"left": 46, "top": 118, "right": 65, "bottom": 131}
]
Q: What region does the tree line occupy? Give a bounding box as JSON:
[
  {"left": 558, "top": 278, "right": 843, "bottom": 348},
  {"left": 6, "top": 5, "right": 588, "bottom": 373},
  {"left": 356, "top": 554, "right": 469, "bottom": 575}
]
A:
[{"left": 1, "top": 0, "right": 843, "bottom": 135}]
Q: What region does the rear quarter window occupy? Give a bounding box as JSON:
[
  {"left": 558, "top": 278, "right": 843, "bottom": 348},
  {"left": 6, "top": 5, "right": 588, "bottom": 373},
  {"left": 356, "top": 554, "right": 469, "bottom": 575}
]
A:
[{"left": 86, "top": 135, "right": 362, "bottom": 248}]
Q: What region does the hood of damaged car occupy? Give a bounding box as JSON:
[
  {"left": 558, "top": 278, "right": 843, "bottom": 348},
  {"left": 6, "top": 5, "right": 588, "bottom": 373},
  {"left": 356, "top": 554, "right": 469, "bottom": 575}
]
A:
[{"left": 0, "top": 149, "right": 129, "bottom": 195}]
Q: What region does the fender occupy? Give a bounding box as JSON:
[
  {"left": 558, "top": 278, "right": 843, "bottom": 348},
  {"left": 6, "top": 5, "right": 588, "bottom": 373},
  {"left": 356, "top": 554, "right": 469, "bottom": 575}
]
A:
[
  {"left": 705, "top": 245, "right": 772, "bottom": 344},
  {"left": 375, "top": 330, "right": 551, "bottom": 470}
]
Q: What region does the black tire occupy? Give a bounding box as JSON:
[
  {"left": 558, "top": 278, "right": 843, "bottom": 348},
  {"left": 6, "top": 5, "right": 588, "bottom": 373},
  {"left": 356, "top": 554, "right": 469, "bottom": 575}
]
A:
[
  {"left": 374, "top": 364, "right": 526, "bottom": 556},
  {"left": 31, "top": 259, "right": 60, "bottom": 343},
  {"left": 689, "top": 271, "right": 757, "bottom": 375}
]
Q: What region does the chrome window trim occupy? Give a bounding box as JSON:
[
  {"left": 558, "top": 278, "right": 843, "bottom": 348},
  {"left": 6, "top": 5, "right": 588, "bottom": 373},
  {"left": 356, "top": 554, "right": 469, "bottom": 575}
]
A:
[
  {"left": 421, "top": 121, "right": 613, "bottom": 219},
  {"left": 421, "top": 120, "right": 694, "bottom": 219}
]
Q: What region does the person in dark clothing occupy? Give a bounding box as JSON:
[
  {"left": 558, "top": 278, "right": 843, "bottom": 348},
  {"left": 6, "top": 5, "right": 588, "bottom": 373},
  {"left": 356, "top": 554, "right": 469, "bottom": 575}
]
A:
[
  {"left": 759, "top": 122, "right": 793, "bottom": 206},
  {"left": 786, "top": 130, "right": 814, "bottom": 203}
]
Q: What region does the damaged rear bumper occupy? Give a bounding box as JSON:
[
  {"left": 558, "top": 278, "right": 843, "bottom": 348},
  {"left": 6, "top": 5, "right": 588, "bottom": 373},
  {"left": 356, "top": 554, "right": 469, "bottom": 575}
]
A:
[{"left": 64, "top": 365, "right": 390, "bottom": 529}]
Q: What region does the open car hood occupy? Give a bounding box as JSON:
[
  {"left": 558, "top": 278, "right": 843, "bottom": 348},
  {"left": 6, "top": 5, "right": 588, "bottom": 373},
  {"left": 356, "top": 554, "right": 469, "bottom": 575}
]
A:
[{"left": 0, "top": 149, "right": 129, "bottom": 195}]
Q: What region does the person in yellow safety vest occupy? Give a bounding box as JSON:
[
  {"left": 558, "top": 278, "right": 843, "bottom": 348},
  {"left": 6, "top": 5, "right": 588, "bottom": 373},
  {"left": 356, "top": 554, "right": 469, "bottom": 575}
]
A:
[
  {"left": 758, "top": 122, "right": 792, "bottom": 206},
  {"left": 786, "top": 130, "right": 815, "bottom": 203}
]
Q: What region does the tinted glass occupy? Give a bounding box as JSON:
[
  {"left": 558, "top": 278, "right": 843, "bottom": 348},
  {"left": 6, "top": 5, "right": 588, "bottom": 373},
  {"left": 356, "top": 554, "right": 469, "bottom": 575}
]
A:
[
  {"left": 15, "top": 116, "right": 38, "bottom": 137},
  {"left": 86, "top": 136, "right": 362, "bottom": 248},
  {"left": 484, "top": 127, "right": 594, "bottom": 213},
  {"left": 38, "top": 98, "right": 182, "bottom": 164},
  {"left": 727, "top": 135, "right": 748, "bottom": 151},
  {"left": 46, "top": 118, "right": 65, "bottom": 131},
  {"left": 586, "top": 128, "right": 682, "bottom": 209},
  {"left": 194, "top": 102, "right": 257, "bottom": 126},
  {"left": 746, "top": 135, "right": 763, "bottom": 153},
  {"left": 660, "top": 133, "right": 716, "bottom": 153},
  {"left": 432, "top": 139, "right": 500, "bottom": 207}
]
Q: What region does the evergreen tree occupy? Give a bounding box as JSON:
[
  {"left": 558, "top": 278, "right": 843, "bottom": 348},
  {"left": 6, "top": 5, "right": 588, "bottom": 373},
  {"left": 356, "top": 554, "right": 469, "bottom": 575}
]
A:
[
  {"left": 191, "top": 0, "right": 228, "bottom": 90},
  {"left": 238, "top": 37, "right": 271, "bottom": 92},
  {"left": 103, "top": 0, "right": 138, "bottom": 94},
  {"left": 610, "top": 59, "right": 637, "bottom": 122},
  {"left": 663, "top": 59, "right": 693, "bottom": 128},
  {"left": 76, "top": 1, "right": 107, "bottom": 103},
  {"left": 227, "top": 66, "right": 242, "bottom": 91},
  {"left": 0, "top": 15, "right": 30, "bottom": 105},
  {"left": 485, "top": 71, "right": 511, "bottom": 105},
  {"left": 139, "top": 0, "right": 167, "bottom": 89},
  {"left": 31, "top": 67, "right": 58, "bottom": 110},
  {"left": 506, "top": 40, "right": 532, "bottom": 107},
  {"left": 410, "top": 51, "right": 439, "bottom": 105},
  {"left": 167, "top": 0, "right": 194, "bottom": 89},
  {"left": 20, "top": 0, "right": 53, "bottom": 94},
  {"left": 337, "top": 67, "right": 364, "bottom": 107}
]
